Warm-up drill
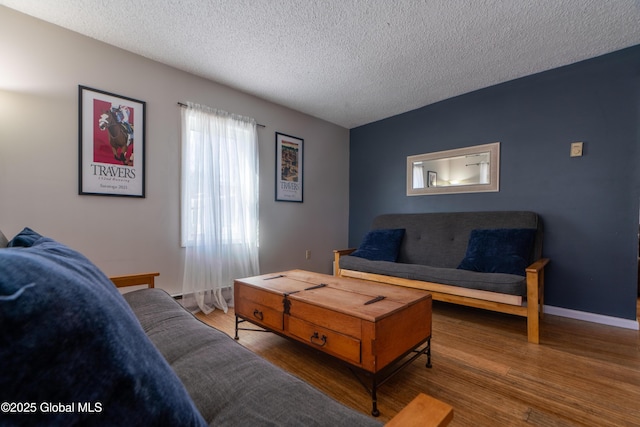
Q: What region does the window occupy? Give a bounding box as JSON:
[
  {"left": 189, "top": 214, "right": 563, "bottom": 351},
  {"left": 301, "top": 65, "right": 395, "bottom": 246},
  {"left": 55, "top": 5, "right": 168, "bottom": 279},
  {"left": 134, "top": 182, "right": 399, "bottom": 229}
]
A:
[
  {"left": 180, "top": 102, "right": 260, "bottom": 314},
  {"left": 180, "top": 106, "right": 259, "bottom": 248}
]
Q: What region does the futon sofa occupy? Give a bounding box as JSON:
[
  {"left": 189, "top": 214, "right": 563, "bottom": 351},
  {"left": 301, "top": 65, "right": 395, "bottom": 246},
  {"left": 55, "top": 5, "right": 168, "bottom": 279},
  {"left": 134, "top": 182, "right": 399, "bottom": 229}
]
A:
[
  {"left": 0, "top": 227, "right": 384, "bottom": 426},
  {"left": 334, "top": 211, "right": 549, "bottom": 343}
]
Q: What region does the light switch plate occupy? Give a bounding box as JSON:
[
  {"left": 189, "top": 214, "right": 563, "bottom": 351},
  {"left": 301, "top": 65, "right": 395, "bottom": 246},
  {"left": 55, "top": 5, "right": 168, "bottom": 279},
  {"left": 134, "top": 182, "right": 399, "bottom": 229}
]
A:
[{"left": 570, "top": 142, "right": 583, "bottom": 157}]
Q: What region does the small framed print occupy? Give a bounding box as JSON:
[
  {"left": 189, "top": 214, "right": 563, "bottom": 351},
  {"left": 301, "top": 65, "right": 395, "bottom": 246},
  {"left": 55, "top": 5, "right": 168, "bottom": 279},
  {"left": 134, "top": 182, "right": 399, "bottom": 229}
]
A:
[
  {"left": 78, "top": 85, "right": 146, "bottom": 197},
  {"left": 275, "top": 132, "right": 303, "bottom": 202},
  {"left": 427, "top": 171, "right": 437, "bottom": 187}
]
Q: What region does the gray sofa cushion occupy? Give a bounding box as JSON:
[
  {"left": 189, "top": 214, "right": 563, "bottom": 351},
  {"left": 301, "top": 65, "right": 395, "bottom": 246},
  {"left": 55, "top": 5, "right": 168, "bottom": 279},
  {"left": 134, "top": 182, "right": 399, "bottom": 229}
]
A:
[
  {"left": 371, "top": 211, "right": 542, "bottom": 269},
  {"left": 339, "top": 255, "right": 527, "bottom": 296},
  {"left": 340, "top": 211, "right": 542, "bottom": 297},
  {"left": 124, "top": 288, "right": 382, "bottom": 427}
]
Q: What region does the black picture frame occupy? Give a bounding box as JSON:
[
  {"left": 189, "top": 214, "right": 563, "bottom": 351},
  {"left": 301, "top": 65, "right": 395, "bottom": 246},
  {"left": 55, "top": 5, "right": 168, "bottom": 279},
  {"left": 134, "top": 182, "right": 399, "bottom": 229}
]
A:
[
  {"left": 275, "top": 132, "right": 304, "bottom": 202},
  {"left": 427, "top": 171, "right": 437, "bottom": 187},
  {"left": 78, "top": 85, "right": 146, "bottom": 197}
]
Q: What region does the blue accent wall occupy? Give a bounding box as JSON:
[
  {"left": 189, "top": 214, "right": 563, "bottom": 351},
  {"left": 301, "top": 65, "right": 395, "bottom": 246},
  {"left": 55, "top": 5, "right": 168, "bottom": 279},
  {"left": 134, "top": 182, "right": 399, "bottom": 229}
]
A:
[{"left": 349, "top": 45, "right": 640, "bottom": 320}]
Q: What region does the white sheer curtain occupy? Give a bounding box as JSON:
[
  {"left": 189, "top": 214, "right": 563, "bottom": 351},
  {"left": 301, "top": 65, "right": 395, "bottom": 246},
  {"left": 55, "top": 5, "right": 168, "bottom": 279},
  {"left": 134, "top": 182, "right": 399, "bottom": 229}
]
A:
[
  {"left": 413, "top": 163, "right": 425, "bottom": 188},
  {"left": 181, "top": 102, "right": 259, "bottom": 314}
]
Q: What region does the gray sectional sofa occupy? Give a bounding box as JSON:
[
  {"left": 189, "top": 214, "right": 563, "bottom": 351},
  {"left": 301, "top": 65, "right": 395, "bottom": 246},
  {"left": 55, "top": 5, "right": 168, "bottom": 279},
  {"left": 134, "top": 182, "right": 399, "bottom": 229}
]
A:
[
  {"left": 335, "top": 211, "right": 549, "bottom": 343},
  {"left": 0, "top": 227, "right": 383, "bottom": 426},
  {"left": 124, "top": 287, "right": 382, "bottom": 426}
]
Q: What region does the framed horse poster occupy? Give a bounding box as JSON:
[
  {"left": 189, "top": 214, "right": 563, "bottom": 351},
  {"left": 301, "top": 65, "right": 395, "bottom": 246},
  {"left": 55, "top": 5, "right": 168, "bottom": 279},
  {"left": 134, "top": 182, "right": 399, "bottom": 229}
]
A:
[
  {"left": 78, "top": 85, "right": 146, "bottom": 197},
  {"left": 275, "top": 132, "right": 304, "bottom": 202}
]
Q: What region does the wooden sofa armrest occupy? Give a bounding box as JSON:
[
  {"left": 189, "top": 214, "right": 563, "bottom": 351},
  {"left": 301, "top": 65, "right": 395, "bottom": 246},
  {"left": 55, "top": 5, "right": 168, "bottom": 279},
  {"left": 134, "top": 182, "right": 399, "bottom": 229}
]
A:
[
  {"left": 333, "top": 248, "right": 356, "bottom": 276},
  {"left": 526, "top": 257, "right": 549, "bottom": 274},
  {"left": 525, "top": 258, "right": 549, "bottom": 344},
  {"left": 385, "top": 393, "right": 453, "bottom": 427},
  {"left": 110, "top": 272, "right": 159, "bottom": 289},
  {"left": 333, "top": 248, "right": 356, "bottom": 256}
]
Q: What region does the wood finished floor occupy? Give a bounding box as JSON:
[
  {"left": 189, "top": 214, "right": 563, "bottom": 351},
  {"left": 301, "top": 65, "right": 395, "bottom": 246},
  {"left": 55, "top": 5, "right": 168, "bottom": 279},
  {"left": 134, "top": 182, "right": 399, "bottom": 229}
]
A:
[{"left": 197, "top": 301, "right": 640, "bottom": 426}]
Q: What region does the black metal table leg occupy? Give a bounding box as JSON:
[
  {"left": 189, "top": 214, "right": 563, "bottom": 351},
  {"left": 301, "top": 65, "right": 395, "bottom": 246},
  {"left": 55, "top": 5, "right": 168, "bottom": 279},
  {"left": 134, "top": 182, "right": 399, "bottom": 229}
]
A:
[
  {"left": 234, "top": 315, "right": 239, "bottom": 340},
  {"left": 371, "top": 378, "right": 380, "bottom": 417}
]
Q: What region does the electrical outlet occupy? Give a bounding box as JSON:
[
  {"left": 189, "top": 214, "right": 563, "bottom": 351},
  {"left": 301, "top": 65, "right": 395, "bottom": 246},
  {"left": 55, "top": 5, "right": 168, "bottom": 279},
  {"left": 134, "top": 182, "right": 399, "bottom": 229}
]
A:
[
  {"left": 570, "top": 142, "right": 583, "bottom": 157},
  {"left": 305, "top": 250, "right": 311, "bottom": 260}
]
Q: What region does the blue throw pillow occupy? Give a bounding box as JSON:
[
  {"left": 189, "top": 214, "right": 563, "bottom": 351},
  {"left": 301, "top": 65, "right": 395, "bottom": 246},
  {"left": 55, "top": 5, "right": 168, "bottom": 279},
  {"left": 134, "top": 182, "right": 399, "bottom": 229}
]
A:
[
  {"left": 0, "top": 228, "right": 206, "bottom": 426},
  {"left": 6, "top": 226, "right": 41, "bottom": 247},
  {"left": 350, "top": 228, "right": 405, "bottom": 262},
  {"left": 457, "top": 228, "right": 537, "bottom": 276}
]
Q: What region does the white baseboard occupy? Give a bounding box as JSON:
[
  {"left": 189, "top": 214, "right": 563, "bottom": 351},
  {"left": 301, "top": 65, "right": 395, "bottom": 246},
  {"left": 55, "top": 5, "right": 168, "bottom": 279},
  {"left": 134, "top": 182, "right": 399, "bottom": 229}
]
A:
[{"left": 544, "top": 305, "right": 639, "bottom": 330}]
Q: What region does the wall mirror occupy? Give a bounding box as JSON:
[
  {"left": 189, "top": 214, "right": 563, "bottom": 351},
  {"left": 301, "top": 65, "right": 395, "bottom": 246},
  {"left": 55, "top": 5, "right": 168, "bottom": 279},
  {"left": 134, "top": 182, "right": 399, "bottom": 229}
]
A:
[{"left": 407, "top": 142, "right": 500, "bottom": 196}]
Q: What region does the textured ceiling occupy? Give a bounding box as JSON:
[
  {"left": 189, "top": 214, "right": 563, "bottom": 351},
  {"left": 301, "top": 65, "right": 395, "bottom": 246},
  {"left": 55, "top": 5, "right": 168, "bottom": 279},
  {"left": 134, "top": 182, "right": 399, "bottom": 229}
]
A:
[{"left": 2, "top": 0, "right": 640, "bottom": 128}]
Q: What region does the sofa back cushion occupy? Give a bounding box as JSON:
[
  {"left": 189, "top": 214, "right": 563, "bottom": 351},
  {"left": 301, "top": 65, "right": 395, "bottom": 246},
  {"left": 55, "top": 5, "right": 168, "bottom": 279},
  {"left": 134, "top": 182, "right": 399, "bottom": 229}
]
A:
[{"left": 371, "top": 211, "right": 542, "bottom": 269}]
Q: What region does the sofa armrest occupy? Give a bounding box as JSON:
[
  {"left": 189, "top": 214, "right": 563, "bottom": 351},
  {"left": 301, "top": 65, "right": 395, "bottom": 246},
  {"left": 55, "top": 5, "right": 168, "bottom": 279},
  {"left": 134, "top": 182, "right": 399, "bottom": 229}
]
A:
[
  {"left": 525, "top": 258, "right": 549, "bottom": 344},
  {"left": 385, "top": 393, "right": 453, "bottom": 427},
  {"left": 526, "top": 258, "right": 549, "bottom": 274},
  {"left": 334, "top": 248, "right": 356, "bottom": 256},
  {"left": 110, "top": 272, "right": 159, "bottom": 289},
  {"left": 333, "top": 249, "right": 356, "bottom": 276}
]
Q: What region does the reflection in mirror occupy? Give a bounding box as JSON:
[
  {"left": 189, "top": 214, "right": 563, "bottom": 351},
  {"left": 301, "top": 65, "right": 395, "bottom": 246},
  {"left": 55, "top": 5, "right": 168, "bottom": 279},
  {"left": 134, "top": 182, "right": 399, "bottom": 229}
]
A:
[
  {"left": 412, "top": 151, "right": 490, "bottom": 189},
  {"left": 407, "top": 142, "right": 499, "bottom": 196}
]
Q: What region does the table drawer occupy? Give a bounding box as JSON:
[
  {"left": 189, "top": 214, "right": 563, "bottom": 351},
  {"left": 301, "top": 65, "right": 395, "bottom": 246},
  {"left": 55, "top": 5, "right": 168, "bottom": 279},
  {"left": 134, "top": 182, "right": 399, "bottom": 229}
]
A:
[
  {"left": 288, "top": 300, "right": 362, "bottom": 339},
  {"left": 236, "top": 299, "right": 283, "bottom": 331},
  {"left": 236, "top": 284, "right": 283, "bottom": 311},
  {"left": 287, "top": 316, "right": 361, "bottom": 365},
  {"left": 235, "top": 285, "right": 283, "bottom": 331}
]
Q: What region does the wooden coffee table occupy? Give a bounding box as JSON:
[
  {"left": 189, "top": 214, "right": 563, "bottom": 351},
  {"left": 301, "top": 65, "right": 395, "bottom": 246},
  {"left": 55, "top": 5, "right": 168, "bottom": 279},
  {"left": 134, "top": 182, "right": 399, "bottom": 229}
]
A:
[{"left": 234, "top": 270, "right": 433, "bottom": 416}]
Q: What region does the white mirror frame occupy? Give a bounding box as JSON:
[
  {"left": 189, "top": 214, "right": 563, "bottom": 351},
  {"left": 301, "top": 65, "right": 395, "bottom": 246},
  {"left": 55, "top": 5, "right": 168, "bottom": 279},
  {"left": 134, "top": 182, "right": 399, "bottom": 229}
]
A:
[{"left": 407, "top": 142, "right": 500, "bottom": 196}]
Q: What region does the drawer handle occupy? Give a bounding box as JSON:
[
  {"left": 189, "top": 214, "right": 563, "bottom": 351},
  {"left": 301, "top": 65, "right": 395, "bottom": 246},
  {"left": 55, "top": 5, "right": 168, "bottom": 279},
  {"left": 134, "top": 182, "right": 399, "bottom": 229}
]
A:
[
  {"left": 253, "top": 309, "right": 264, "bottom": 321},
  {"left": 310, "top": 332, "right": 327, "bottom": 347}
]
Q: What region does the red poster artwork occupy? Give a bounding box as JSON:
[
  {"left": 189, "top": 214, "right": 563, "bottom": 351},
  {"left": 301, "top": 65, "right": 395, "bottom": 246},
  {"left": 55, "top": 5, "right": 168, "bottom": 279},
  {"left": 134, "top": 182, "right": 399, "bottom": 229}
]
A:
[{"left": 92, "top": 99, "right": 135, "bottom": 166}]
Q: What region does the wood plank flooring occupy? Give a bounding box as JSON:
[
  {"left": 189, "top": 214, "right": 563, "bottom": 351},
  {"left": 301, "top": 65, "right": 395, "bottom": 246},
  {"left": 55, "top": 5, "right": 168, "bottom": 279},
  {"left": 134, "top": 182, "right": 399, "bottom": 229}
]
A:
[{"left": 197, "top": 301, "right": 640, "bottom": 426}]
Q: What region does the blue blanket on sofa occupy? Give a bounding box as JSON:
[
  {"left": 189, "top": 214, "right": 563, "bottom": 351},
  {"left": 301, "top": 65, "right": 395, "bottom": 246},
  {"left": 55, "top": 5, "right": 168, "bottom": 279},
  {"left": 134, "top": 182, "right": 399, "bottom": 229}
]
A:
[{"left": 0, "top": 228, "right": 206, "bottom": 426}]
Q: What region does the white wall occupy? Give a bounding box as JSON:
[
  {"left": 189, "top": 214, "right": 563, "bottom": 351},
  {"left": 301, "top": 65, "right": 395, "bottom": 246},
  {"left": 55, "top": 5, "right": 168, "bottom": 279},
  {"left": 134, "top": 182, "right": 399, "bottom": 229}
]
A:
[{"left": 0, "top": 7, "right": 350, "bottom": 295}]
